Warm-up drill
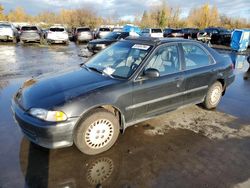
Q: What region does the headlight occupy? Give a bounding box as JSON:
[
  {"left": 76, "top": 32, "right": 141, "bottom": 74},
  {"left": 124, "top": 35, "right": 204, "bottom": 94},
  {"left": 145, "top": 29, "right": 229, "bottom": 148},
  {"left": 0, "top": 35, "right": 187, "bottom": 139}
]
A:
[
  {"left": 96, "top": 44, "right": 106, "bottom": 48},
  {"left": 29, "top": 108, "right": 67, "bottom": 122}
]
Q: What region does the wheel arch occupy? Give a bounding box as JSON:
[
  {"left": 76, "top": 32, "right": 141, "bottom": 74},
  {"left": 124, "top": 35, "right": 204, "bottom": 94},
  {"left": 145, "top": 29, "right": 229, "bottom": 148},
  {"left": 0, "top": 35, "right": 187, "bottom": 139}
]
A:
[{"left": 73, "top": 104, "right": 126, "bottom": 135}]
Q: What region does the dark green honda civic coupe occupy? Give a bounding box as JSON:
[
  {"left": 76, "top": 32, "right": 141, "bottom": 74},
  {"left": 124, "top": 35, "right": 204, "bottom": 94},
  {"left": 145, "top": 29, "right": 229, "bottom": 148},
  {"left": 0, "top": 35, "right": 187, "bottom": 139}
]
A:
[{"left": 12, "top": 37, "right": 235, "bottom": 155}]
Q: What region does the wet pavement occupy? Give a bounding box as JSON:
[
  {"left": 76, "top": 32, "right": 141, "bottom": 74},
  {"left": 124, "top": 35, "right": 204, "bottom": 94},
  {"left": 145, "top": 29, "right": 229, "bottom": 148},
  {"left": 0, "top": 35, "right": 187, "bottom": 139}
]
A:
[{"left": 0, "top": 42, "right": 250, "bottom": 188}]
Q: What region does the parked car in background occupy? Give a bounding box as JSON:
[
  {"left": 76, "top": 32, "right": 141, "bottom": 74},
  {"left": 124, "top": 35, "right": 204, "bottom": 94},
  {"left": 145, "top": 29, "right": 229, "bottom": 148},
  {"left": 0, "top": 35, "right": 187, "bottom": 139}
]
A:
[
  {"left": 164, "top": 29, "right": 184, "bottom": 38},
  {"left": 0, "top": 22, "right": 18, "bottom": 43},
  {"left": 73, "top": 27, "right": 93, "bottom": 43},
  {"left": 112, "top": 27, "right": 123, "bottom": 32},
  {"left": 197, "top": 30, "right": 212, "bottom": 44},
  {"left": 46, "top": 26, "right": 69, "bottom": 45},
  {"left": 182, "top": 28, "right": 199, "bottom": 39},
  {"left": 204, "top": 27, "right": 231, "bottom": 45},
  {"left": 95, "top": 27, "right": 111, "bottom": 39},
  {"left": 20, "top": 26, "right": 42, "bottom": 44},
  {"left": 141, "top": 28, "right": 163, "bottom": 38},
  {"left": 87, "top": 31, "right": 130, "bottom": 53},
  {"left": 163, "top": 28, "right": 173, "bottom": 37},
  {"left": 12, "top": 37, "right": 235, "bottom": 155}
]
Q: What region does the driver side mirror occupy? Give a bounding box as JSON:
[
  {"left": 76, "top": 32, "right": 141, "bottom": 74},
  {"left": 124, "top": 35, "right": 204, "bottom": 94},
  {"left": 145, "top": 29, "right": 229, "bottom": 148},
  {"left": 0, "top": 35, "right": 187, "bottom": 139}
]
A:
[{"left": 143, "top": 68, "right": 160, "bottom": 79}]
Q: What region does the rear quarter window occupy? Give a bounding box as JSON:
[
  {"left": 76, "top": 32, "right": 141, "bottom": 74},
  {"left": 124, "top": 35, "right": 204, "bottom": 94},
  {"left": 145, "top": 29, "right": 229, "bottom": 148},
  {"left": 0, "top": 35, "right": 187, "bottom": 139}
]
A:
[{"left": 182, "top": 44, "right": 212, "bottom": 70}]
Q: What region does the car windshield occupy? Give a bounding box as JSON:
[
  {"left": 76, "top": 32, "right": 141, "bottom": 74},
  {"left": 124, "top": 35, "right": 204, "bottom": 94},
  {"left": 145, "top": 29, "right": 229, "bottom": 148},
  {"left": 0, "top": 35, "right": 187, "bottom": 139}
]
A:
[
  {"left": 173, "top": 29, "right": 182, "bottom": 33},
  {"left": 50, "top": 28, "right": 65, "bottom": 32},
  {"left": 152, "top": 29, "right": 162, "bottom": 33},
  {"left": 21, "top": 26, "right": 38, "bottom": 31},
  {"left": 77, "top": 28, "right": 90, "bottom": 32},
  {"left": 100, "top": 28, "right": 110, "bottom": 32},
  {"left": 84, "top": 41, "right": 152, "bottom": 79},
  {"left": 104, "top": 32, "right": 122, "bottom": 39},
  {"left": 219, "top": 28, "right": 230, "bottom": 33}
]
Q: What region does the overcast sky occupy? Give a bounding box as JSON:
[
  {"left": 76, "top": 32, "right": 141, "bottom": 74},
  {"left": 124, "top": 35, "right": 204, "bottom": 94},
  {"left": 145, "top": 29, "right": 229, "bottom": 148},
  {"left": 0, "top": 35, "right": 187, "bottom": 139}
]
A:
[{"left": 1, "top": 0, "right": 250, "bottom": 21}]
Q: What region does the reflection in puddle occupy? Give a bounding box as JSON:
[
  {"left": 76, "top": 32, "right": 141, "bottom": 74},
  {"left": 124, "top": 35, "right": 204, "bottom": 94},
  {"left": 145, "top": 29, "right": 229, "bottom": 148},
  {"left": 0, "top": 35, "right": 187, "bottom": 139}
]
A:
[{"left": 87, "top": 157, "right": 114, "bottom": 185}]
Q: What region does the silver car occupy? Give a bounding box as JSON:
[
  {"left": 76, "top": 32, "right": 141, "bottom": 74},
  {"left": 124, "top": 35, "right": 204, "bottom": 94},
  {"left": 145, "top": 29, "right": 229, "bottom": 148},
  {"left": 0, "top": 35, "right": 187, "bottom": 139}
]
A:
[
  {"left": 73, "top": 27, "right": 93, "bottom": 43},
  {"left": 0, "top": 22, "right": 18, "bottom": 43},
  {"left": 95, "top": 27, "right": 111, "bottom": 39},
  {"left": 46, "top": 26, "right": 69, "bottom": 44},
  {"left": 20, "top": 26, "right": 42, "bottom": 44}
]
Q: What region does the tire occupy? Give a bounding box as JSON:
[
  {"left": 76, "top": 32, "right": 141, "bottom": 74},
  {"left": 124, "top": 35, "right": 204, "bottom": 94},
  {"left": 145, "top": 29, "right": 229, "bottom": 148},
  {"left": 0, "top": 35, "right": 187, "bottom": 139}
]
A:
[
  {"left": 65, "top": 40, "right": 69, "bottom": 45},
  {"left": 203, "top": 81, "right": 223, "bottom": 109},
  {"left": 74, "top": 108, "right": 120, "bottom": 155}
]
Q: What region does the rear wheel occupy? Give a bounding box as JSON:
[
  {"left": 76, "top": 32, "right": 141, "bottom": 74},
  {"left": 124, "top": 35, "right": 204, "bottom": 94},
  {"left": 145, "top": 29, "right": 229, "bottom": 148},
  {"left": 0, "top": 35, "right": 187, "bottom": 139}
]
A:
[
  {"left": 203, "top": 81, "right": 223, "bottom": 109},
  {"left": 74, "top": 109, "right": 120, "bottom": 155}
]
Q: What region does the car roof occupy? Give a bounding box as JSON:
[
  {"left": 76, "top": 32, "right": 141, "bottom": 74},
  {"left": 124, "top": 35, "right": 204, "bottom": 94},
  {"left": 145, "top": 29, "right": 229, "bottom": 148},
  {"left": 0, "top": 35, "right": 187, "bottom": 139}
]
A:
[{"left": 125, "top": 36, "right": 194, "bottom": 45}]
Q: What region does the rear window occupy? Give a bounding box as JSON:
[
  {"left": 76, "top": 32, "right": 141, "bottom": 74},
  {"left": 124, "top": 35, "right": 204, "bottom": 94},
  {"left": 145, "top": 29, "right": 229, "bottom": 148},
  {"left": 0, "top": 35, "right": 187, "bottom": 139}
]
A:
[
  {"left": 50, "top": 28, "right": 65, "bottom": 32},
  {"left": 152, "top": 29, "right": 162, "bottom": 33},
  {"left": 21, "top": 26, "right": 38, "bottom": 31},
  {"left": 77, "top": 28, "right": 90, "bottom": 32},
  {"left": 0, "top": 24, "right": 11, "bottom": 28},
  {"left": 99, "top": 28, "right": 110, "bottom": 32}
]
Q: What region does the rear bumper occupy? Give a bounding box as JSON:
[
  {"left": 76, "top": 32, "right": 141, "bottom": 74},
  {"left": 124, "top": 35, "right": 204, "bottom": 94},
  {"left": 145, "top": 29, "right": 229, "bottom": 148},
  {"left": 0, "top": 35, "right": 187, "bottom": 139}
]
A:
[
  {"left": 77, "top": 36, "right": 93, "bottom": 41},
  {"left": 20, "top": 36, "right": 41, "bottom": 42},
  {"left": 12, "top": 99, "right": 79, "bottom": 149}
]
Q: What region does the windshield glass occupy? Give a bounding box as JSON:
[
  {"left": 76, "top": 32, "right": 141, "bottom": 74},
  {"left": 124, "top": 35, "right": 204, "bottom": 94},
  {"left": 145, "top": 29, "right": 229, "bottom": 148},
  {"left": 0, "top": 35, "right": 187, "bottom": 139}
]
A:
[
  {"left": 219, "top": 28, "right": 230, "bottom": 33},
  {"left": 152, "top": 29, "right": 162, "bottom": 33},
  {"left": 104, "top": 32, "right": 121, "bottom": 40},
  {"left": 21, "top": 26, "right": 38, "bottom": 31},
  {"left": 85, "top": 41, "right": 152, "bottom": 78},
  {"left": 77, "top": 28, "right": 90, "bottom": 32},
  {"left": 0, "top": 24, "right": 11, "bottom": 28},
  {"left": 50, "top": 28, "right": 65, "bottom": 32}
]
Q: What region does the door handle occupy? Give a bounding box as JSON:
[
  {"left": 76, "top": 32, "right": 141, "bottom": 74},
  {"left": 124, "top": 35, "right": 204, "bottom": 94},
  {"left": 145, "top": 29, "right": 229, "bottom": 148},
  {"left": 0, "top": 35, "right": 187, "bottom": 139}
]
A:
[{"left": 175, "top": 77, "right": 184, "bottom": 88}]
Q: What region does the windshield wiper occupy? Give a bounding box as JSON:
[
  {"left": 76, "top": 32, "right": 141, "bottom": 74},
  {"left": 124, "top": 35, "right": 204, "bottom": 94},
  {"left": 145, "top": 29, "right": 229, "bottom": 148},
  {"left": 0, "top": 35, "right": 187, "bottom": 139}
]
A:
[{"left": 87, "top": 66, "right": 103, "bottom": 74}]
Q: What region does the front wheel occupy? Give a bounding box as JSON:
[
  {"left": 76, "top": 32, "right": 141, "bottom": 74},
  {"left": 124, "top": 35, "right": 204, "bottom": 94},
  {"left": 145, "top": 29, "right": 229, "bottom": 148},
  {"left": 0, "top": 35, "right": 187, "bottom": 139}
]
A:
[
  {"left": 203, "top": 81, "right": 223, "bottom": 109},
  {"left": 74, "top": 109, "right": 120, "bottom": 155}
]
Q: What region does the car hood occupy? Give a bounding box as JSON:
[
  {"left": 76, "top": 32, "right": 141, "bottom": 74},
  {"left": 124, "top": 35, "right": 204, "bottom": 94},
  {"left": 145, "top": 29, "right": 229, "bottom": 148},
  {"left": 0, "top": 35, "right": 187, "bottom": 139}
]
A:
[
  {"left": 89, "top": 39, "right": 116, "bottom": 45},
  {"left": 16, "top": 67, "right": 120, "bottom": 110}
]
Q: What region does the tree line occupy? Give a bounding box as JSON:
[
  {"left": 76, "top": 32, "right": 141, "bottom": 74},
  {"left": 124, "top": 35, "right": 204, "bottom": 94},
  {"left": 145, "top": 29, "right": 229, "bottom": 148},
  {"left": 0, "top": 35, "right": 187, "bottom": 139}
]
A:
[{"left": 0, "top": 2, "right": 249, "bottom": 29}]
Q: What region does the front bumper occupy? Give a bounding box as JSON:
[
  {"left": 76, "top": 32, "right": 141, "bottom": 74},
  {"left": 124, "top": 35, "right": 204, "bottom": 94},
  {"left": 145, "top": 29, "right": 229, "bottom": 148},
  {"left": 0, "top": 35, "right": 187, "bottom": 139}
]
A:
[
  {"left": 12, "top": 100, "right": 79, "bottom": 149},
  {"left": 87, "top": 44, "right": 106, "bottom": 53}
]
